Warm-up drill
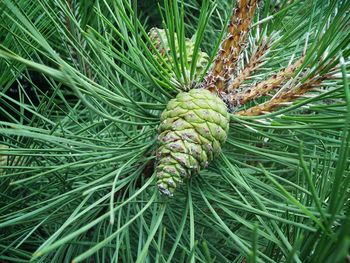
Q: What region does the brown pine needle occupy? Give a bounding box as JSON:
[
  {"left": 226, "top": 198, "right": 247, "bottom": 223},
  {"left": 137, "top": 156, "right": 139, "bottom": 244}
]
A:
[{"left": 202, "top": 0, "right": 257, "bottom": 92}]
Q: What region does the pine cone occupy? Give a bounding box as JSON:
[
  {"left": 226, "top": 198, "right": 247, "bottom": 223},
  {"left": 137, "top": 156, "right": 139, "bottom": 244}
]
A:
[
  {"left": 149, "top": 28, "right": 209, "bottom": 81},
  {"left": 0, "top": 145, "right": 9, "bottom": 175},
  {"left": 149, "top": 27, "right": 171, "bottom": 56},
  {"left": 156, "top": 89, "right": 230, "bottom": 196}
]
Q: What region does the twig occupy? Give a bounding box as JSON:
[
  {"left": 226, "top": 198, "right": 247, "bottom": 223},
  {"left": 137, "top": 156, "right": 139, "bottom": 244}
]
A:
[
  {"left": 202, "top": 0, "right": 257, "bottom": 92},
  {"left": 227, "top": 34, "right": 273, "bottom": 91},
  {"left": 228, "top": 57, "right": 304, "bottom": 108},
  {"left": 236, "top": 75, "right": 327, "bottom": 116}
]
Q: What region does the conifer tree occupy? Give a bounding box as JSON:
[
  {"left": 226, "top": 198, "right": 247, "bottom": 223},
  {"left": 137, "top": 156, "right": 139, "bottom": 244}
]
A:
[{"left": 1, "top": 0, "right": 349, "bottom": 262}]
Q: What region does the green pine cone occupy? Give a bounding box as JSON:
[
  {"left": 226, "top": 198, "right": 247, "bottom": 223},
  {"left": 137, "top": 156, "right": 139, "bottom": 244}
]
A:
[
  {"left": 149, "top": 27, "right": 171, "bottom": 56},
  {"left": 149, "top": 28, "right": 209, "bottom": 81},
  {"left": 0, "top": 145, "right": 9, "bottom": 176},
  {"left": 156, "top": 89, "right": 230, "bottom": 196}
]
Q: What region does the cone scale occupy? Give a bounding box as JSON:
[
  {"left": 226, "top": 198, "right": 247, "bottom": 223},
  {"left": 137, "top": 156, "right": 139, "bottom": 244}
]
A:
[{"left": 156, "top": 89, "right": 230, "bottom": 196}]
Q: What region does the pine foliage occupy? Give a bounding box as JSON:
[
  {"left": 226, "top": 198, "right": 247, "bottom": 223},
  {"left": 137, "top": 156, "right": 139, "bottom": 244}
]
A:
[{"left": 0, "top": 0, "right": 350, "bottom": 262}]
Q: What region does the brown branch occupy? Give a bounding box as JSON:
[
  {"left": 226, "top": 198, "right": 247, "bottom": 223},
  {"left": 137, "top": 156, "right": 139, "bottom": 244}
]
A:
[
  {"left": 227, "top": 57, "right": 304, "bottom": 107},
  {"left": 234, "top": 54, "right": 341, "bottom": 116},
  {"left": 227, "top": 35, "right": 272, "bottom": 91},
  {"left": 236, "top": 75, "right": 326, "bottom": 116},
  {"left": 202, "top": 0, "right": 257, "bottom": 92}
]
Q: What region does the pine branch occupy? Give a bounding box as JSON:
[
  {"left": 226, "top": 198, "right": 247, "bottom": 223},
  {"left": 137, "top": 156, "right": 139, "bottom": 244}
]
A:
[
  {"left": 1, "top": 0, "right": 350, "bottom": 262},
  {"left": 202, "top": 0, "right": 257, "bottom": 92},
  {"left": 236, "top": 72, "right": 330, "bottom": 116},
  {"left": 227, "top": 34, "right": 274, "bottom": 91},
  {"left": 228, "top": 56, "right": 304, "bottom": 108}
]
